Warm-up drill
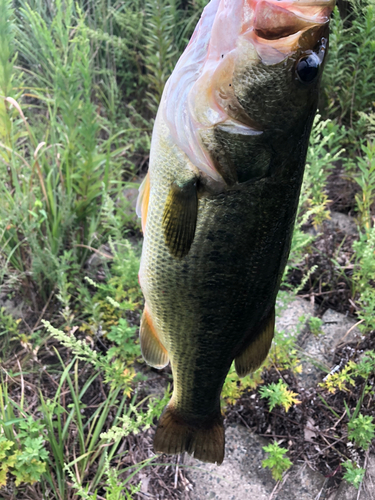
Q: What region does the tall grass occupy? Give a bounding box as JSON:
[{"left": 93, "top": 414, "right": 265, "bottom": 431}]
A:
[
  {"left": 0, "top": 0, "right": 135, "bottom": 301},
  {"left": 323, "top": 3, "right": 375, "bottom": 151}
]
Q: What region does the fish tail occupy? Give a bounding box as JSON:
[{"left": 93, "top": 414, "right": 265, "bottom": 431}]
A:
[{"left": 153, "top": 403, "right": 224, "bottom": 465}]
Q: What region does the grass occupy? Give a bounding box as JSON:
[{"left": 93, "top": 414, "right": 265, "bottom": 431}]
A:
[{"left": 0, "top": 0, "right": 374, "bottom": 496}]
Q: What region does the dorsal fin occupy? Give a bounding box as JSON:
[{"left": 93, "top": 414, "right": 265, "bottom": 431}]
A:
[{"left": 136, "top": 173, "right": 150, "bottom": 233}]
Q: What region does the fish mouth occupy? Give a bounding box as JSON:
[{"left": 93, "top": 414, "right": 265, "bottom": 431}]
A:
[{"left": 242, "top": 0, "right": 335, "bottom": 63}]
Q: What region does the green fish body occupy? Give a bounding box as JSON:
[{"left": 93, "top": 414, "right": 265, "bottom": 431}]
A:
[{"left": 137, "top": 0, "right": 334, "bottom": 464}]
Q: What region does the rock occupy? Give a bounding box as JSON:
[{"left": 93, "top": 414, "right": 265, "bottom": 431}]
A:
[
  {"left": 186, "top": 426, "right": 271, "bottom": 500},
  {"left": 320, "top": 308, "right": 362, "bottom": 357},
  {"left": 298, "top": 308, "right": 362, "bottom": 387},
  {"left": 362, "top": 456, "right": 375, "bottom": 500},
  {"left": 326, "top": 212, "right": 358, "bottom": 237},
  {"left": 276, "top": 463, "right": 327, "bottom": 500},
  {"left": 275, "top": 295, "right": 319, "bottom": 388},
  {"left": 0, "top": 298, "right": 25, "bottom": 319},
  {"left": 276, "top": 294, "right": 316, "bottom": 337},
  {"left": 186, "top": 426, "right": 329, "bottom": 500},
  {"left": 328, "top": 456, "right": 375, "bottom": 500}
]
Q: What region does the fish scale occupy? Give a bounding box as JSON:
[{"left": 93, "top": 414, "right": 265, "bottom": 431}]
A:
[
  {"left": 142, "top": 113, "right": 308, "bottom": 412},
  {"left": 137, "top": 0, "right": 334, "bottom": 464}
]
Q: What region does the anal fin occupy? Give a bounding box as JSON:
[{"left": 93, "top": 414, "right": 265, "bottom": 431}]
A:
[
  {"left": 140, "top": 305, "right": 169, "bottom": 369},
  {"left": 162, "top": 180, "right": 198, "bottom": 259},
  {"left": 235, "top": 306, "right": 275, "bottom": 377}
]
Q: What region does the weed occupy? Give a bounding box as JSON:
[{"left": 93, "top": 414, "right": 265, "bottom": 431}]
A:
[
  {"left": 222, "top": 363, "right": 263, "bottom": 406},
  {"left": 304, "top": 116, "right": 345, "bottom": 226},
  {"left": 0, "top": 0, "right": 136, "bottom": 301},
  {"left": 0, "top": 307, "right": 20, "bottom": 339},
  {"left": 0, "top": 385, "right": 48, "bottom": 487},
  {"left": 262, "top": 442, "right": 293, "bottom": 481},
  {"left": 347, "top": 413, "right": 375, "bottom": 450},
  {"left": 352, "top": 228, "right": 375, "bottom": 332},
  {"left": 323, "top": 3, "right": 375, "bottom": 129},
  {"left": 144, "top": 0, "right": 178, "bottom": 113},
  {"left": 320, "top": 352, "right": 375, "bottom": 393},
  {"left": 65, "top": 453, "right": 143, "bottom": 499},
  {"left": 42, "top": 321, "right": 137, "bottom": 392},
  {"left": 308, "top": 316, "right": 324, "bottom": 335},
  {"left": 342, "top": 460, "right": 366, "bottom": 489},
  {"left": 268, "top": 315, "right": 305, "bottom": 375},
  {"left": 259, "top": 379, "right": 300, "bottom": 412},
  {"left": 354, "top": 141, "right": 375, "bottom": 230}
]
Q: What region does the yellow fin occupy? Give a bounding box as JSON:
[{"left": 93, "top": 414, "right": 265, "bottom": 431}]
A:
[
  {"left": 154, "top": 403, "right": 224, "bottom": 465},
  {"left": 140, "top": 305, "right": 169, "bottom": 369},
  {"left": 136, "top": 173, "right": 150, "bottom": 233},
  {"left": 162, "top": 180, "right": 198, "bottom": 259},
  {"left": 235, "top": 306, "right": 275, "bottom": 377}
]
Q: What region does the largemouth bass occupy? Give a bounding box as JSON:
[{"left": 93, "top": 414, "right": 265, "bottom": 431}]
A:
[{"left": 137, "top": 0, "right": 334, "bottom": 465}]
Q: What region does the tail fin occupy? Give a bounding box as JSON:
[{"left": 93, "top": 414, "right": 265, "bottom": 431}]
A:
[{"left": 153, "top": 404, "right": 224, "bottom": 465}]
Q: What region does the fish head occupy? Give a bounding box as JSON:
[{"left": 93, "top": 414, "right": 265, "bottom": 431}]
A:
[
  {"left": 229, "top": 0, "right": 333, "bottom": 130},
  {"left": 162, "top": 0, "right": 335, "bottom": 182}
]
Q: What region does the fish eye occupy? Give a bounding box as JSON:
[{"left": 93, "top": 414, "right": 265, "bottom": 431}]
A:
[{"left": 296, "top": 53, "right": 320, "bottom": 84}]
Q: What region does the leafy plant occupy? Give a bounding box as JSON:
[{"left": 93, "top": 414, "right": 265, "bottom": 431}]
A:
[
  {"left": 347, "top": 413, "right": 375, "bottom": 450},
  {"left": 222, "top": 363, "right": 263, "bottom": 406},
  {"left": 262, "top": 442, "right": 292, "bottom": 481},
  {"left": 42, "top": 321, "right": 137, "bottom": 392},
  {"left": 342, "top": 460, "right": 366, "bottom": 489},
  {"left": 259, "top": 379, "right": 300, "bottom": 412},
  {"left": 354, "top": 141, "right": 375, "bottom": 231},
  {"left": 0, "top": 306, "right": 20, "bottom": 338},
  {"left": 352, "top": 228, "right": 375, "bottom": 332},
  {"left": 308, "top": 316, "right": 324, "bottom": 335},
  {"left": 0, "top": 386, "right": 48, "bottom": 487},
  {"left": 320, "top": 352, "right": 375, "bottom": 393},
  {"left": 65, "top": 453, "right": 143, "bottom": 499},
  {"left": 303, "top": 116, "right": 345, "bottom": 226}
]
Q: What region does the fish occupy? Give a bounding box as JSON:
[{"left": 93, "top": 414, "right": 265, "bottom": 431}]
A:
[{"left": 136, "top": 0, "right": 334, "bottom": 465}]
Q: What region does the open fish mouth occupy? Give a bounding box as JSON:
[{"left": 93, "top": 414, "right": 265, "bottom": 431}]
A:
[
  {"left": 251, "top": 0, "right": 334, "bottom": 39},
  {"left": 246, "top": 0, "right": 334, "bottom": 64}
]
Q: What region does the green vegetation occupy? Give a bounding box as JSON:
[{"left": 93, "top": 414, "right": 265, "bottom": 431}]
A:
[
  {"left": 342, "top": 461, "right": 366, "bottom": 489},
  {"left": 348, "top": 413, "right": 375, "bottom": 450},
  {"left": 259, "top": 379, "right": 300, "bottom": 413},
  {"left": 0, "top": 0, "right": 374, "bottom": 496},
  {"left": 262, "top": 442, "right": 293, "bottom": 481}
]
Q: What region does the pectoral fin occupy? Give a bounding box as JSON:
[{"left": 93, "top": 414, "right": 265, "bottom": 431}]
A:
[
  {"left": 235, "top": 306, "right": 275, "bottom": 377},
  {"left": 162, "top": 180, "right": 198, "bottom": 259},
  {"left": 140, "top": 305, "right": 169, "bottom": 369}
]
